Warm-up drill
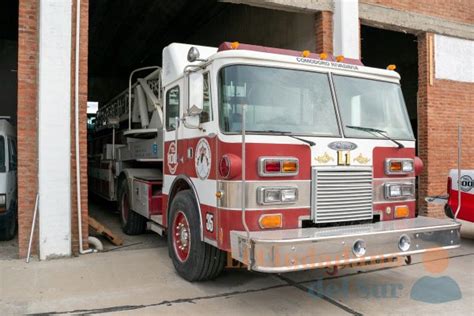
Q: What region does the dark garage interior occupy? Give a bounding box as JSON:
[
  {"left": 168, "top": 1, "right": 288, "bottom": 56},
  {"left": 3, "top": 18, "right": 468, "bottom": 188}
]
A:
[{"left": 360, "top": 25, "right": 418, "bottom": 139}]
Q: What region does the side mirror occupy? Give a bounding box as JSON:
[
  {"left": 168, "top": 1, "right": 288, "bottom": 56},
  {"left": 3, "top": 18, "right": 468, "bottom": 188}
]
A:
[{"left": 187, "top": 72, "right": 203, "bottom": 117}]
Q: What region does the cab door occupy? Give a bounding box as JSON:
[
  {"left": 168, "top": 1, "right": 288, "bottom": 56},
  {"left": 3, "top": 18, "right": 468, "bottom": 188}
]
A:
[{"left": 182, "top": 69, "right": 218, "bottom": 244}]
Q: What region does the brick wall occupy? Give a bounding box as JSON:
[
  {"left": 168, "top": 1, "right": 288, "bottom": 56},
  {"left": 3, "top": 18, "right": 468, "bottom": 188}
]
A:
[
  {"left": 417, "top": 33, "right": 474, "bottom": 217},
  {"left": 70, "top": 0, "right": 90, "bottom": 255},
  {"left": 314, "top": 11, "right": 333, "bottom": 54},
  {"left": 17, "top": 0, "right": 39, "bottom": 258},
  {"left": 361, "top": 0, "right": 474, "bottom": 25}
]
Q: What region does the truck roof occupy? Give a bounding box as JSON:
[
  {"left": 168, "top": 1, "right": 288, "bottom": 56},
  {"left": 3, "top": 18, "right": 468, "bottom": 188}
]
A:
[{"left": 162, "top": 42, "right": 400, "bottom": 86}]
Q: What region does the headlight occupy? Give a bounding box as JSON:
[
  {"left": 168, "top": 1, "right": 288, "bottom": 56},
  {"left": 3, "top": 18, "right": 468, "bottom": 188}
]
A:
[
  {"left": 384, "top": 183, "right": 414, "bottom": 199},
  {"left": 257, "top": 187, "right": 298, "bottom": 205},
  {"left": 385, "top": 158, "right": 414, "bottom": 175}
]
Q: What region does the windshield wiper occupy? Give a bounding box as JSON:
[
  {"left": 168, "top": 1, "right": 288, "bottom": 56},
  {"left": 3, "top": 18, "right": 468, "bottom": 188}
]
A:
[
  {"left": 346, "top": 125, "right": 404, "bottom": 148},
  {"left": 246, "top": 130, "right": 316, "bottom": 147}
]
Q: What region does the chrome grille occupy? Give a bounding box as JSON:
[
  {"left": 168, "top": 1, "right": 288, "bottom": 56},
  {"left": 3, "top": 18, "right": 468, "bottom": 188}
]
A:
[{"left": 312, "top": 168, "right": 373, "bottom": 223}]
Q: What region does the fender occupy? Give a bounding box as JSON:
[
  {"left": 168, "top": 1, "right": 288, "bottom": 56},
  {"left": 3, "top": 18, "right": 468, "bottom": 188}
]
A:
[{"left": 168, "top": 174, "right": 204, "bottom": 241}]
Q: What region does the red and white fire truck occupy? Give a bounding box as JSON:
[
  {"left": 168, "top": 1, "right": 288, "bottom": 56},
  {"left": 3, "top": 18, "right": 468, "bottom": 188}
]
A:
[
  {"left": 89, "top": 42, "right": 461, "bottom": 281},
  {"left": 445, "top": 169, "right": 474, "bottom": 222}
]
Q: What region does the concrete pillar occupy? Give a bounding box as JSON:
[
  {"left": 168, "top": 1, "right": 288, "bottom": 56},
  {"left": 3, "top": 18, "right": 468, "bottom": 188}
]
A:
[
  {"left": 333, "top": 0, "right": 359, "bottom": 59},
  {"left": 37, "top": 0, "right": 73, "bottom": 259}
]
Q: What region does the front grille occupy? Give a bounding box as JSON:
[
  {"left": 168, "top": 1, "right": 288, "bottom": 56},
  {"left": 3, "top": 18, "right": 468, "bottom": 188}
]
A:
[{"left": 312, "top": 168, "right": 373, "bottom": 223}]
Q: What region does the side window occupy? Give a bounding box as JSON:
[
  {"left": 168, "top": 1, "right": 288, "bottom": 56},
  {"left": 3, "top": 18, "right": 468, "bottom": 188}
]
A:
[
  {"left": 166, "top": 86, "right": 180, "bottom": 131},
  {"left": 8, "top": 139, "right": 17, "bottom": 171},
  {"left": 200, "top": 72, "right": 212, "bottom": 123},
  {"left": 0, "top": 136, "right": 5, "bottom": 173}
]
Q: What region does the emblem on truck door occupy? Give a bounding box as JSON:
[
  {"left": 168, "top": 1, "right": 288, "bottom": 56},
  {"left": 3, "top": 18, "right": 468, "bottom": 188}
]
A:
[
  {"left": 167, "top": 142, "right": 178, "bottom": 174},
  {"left": 195, "top": 138, "right": 211, "bottom": 180}
]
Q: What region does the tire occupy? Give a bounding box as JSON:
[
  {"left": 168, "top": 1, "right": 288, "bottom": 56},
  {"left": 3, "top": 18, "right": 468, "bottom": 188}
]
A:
[
  {"left": 168, "top": 190, "right": 226, "bottom": 281},
  {"left": 444, "top": 204, "right": 454, "bottom": 219},
  {"left": 0, "top": 204, "right": 17, "bottom": 241},
  {"left": 118, "top": 179, "right": 146, "bottom": 235}
]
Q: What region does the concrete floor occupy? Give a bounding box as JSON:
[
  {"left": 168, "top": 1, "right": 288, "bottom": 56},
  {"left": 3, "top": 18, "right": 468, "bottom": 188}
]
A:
[{"left": 0, "top": 234, "right": 473, "bottom": 315}]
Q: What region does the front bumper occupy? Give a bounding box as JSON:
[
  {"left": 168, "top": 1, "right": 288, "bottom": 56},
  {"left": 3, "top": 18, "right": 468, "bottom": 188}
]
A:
[{"left": 230, "top": 216, "right": 461, "bottom": 273}]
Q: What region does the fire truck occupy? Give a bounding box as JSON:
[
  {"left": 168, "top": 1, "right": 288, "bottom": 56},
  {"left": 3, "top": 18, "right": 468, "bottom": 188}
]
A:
[
  {"left": 89, "top": 42, "right": 461, "bottom": 281},
  {"left": 445, "top": 169, "right": 474, "bottom": 222}
]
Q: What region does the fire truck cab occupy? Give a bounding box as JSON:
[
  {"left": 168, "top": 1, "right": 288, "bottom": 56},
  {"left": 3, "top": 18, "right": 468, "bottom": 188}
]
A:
[{"left": 89, "top": 42, "right": 461, "bottom": 281}]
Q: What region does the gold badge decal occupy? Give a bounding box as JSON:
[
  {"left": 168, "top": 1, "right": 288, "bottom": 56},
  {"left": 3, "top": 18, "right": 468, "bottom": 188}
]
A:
[
  {"left": 315, "top": 152, "right": 334, "bottom": 164},
  {"left": 353, "top": 153, "right": 370, "bottom": 164}
]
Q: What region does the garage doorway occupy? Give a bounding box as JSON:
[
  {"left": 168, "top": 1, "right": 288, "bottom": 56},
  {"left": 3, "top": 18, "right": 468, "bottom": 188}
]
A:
[
  {"left": 0, "top": 0, "right": 19, "bottom": 259},
  {"left": 86, "top": 0, "right": 318, "bottom": 251},
  {"left": 360, "top": 25, "right": 418, "bottom": 138},
  {"left": 360, "top": 25, "right": 420, "bottom": 213}
]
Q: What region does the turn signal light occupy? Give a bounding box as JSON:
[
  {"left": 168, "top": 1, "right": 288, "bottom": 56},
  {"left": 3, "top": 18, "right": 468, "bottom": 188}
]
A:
[
  {"left": 259, "top": 214, "right": 282, "bottom": 229},
  {"left": 259, "top": 157, "right": 299, "bottom": 177},
  {"left": 282, "top": 160, "right": 298, "bottom": 173},
  {"left": 395, "top": 205, "right": 410, "bottom": 218},
  {"left": 389, "top": 161, "right": 402, "bottom": 172},
  {"left": 385, "top": 159, "right": 414, "bottom": 175}
]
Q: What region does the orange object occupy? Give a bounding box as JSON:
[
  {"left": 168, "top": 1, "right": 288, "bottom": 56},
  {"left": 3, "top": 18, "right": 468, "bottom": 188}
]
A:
[
  {"left": 259, "top": 214, "right": 282, "bottom": 229},
  {"left": 395, "top": 205, "right": 409, "bottom": 218}
]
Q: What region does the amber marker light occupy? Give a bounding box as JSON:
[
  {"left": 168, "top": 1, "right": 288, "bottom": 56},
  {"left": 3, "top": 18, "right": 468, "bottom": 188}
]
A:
[
  {"left": 336, "top": 55, "right": 344, "bottom": 62},
  {"left": 230, "top": 41, "right": 240, "bottom": 49},
  {"left": 259, "top": 214, "right": 282, "bottom": 229},
  {"left": 282, "top": 160, "right": 298, "bottom": 173},
  {"left": 387, "top": 64, "right": 397, "bottom": 70},
  {"left": 320, "top": 53, "right": 328, "bottom": 60},
  {"left": 388, "top": 161, "right": 402, "bottom": 172},
  {"left": 394, "top": 205, "right": 409, "bottom": 218},
  {"left": 301, "top": 50, "right": 311, "bottom": 57}
]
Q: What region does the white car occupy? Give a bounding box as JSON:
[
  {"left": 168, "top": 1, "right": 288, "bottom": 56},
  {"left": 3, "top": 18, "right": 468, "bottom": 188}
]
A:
[{"left": 0, "top": 117, "right": 17, "bottom": 241}]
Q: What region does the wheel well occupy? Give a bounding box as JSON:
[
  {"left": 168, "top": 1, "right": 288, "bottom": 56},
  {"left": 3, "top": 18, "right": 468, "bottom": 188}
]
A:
[
  {"left": 168, "top": 178, "right": 192, "bottom": 211},
  {"left": 167, "top": 177, "right": 203, "bottom": 239}
]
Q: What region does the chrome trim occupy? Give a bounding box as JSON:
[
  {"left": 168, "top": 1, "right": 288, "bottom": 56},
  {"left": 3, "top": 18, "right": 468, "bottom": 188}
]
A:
[
  {"left": 384, "top": 182, "right": 415, "bottom": 200},
  {"left": 258, "top": 157, "right": 299, "bottom": 177},
  {"left": 312, "top": 167, "right": 373, "bottom": 223},
  {"left": 230, "top": 216, "right": 461, "bottom": 273},
  {"left": 385, "top": 158, "right": 414, "bottom": 175},
  {"left": 256, "top": 186, "right": 298, "bottom": 205},
  {"left": 218, "top": 180, "right": 310, "bottom": 210}
]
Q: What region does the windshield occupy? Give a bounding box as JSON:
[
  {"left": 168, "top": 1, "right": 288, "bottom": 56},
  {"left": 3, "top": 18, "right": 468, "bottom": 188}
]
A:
[
  {"left": 218, "top": 65, "right": 340, "bottom": 136},
  {"left": 333, "top": 75, "right": 414, "bottom": 140},
  {"left": 0, "top": 136, "right": 5, "bottom": 173}
]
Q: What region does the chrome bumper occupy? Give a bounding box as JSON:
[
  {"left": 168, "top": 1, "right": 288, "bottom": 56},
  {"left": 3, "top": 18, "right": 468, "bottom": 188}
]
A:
[{"left": 230, "top": 216, "right": 461, "bottom": 273}]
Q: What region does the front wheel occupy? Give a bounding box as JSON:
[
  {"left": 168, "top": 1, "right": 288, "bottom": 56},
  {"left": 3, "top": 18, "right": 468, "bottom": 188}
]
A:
[{"left": 168, "top": 190, "right": 225, "bottom": 281}]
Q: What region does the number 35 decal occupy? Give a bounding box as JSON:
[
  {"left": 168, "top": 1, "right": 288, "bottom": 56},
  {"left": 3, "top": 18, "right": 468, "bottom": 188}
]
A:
[{"left": 205, "top": 213, "right": 214, "bottom": 232}]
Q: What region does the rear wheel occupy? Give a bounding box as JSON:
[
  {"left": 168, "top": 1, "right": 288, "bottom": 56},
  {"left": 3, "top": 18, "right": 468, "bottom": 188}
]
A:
[
  {"left": 168, "top": 190, "right": 226, "bottom": 281},
  {"left": 0, "top": 204, "right": 17, "bottom": 241},
  {"left": 118, "top": 179, "right": 146, "bottom": 235}
]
